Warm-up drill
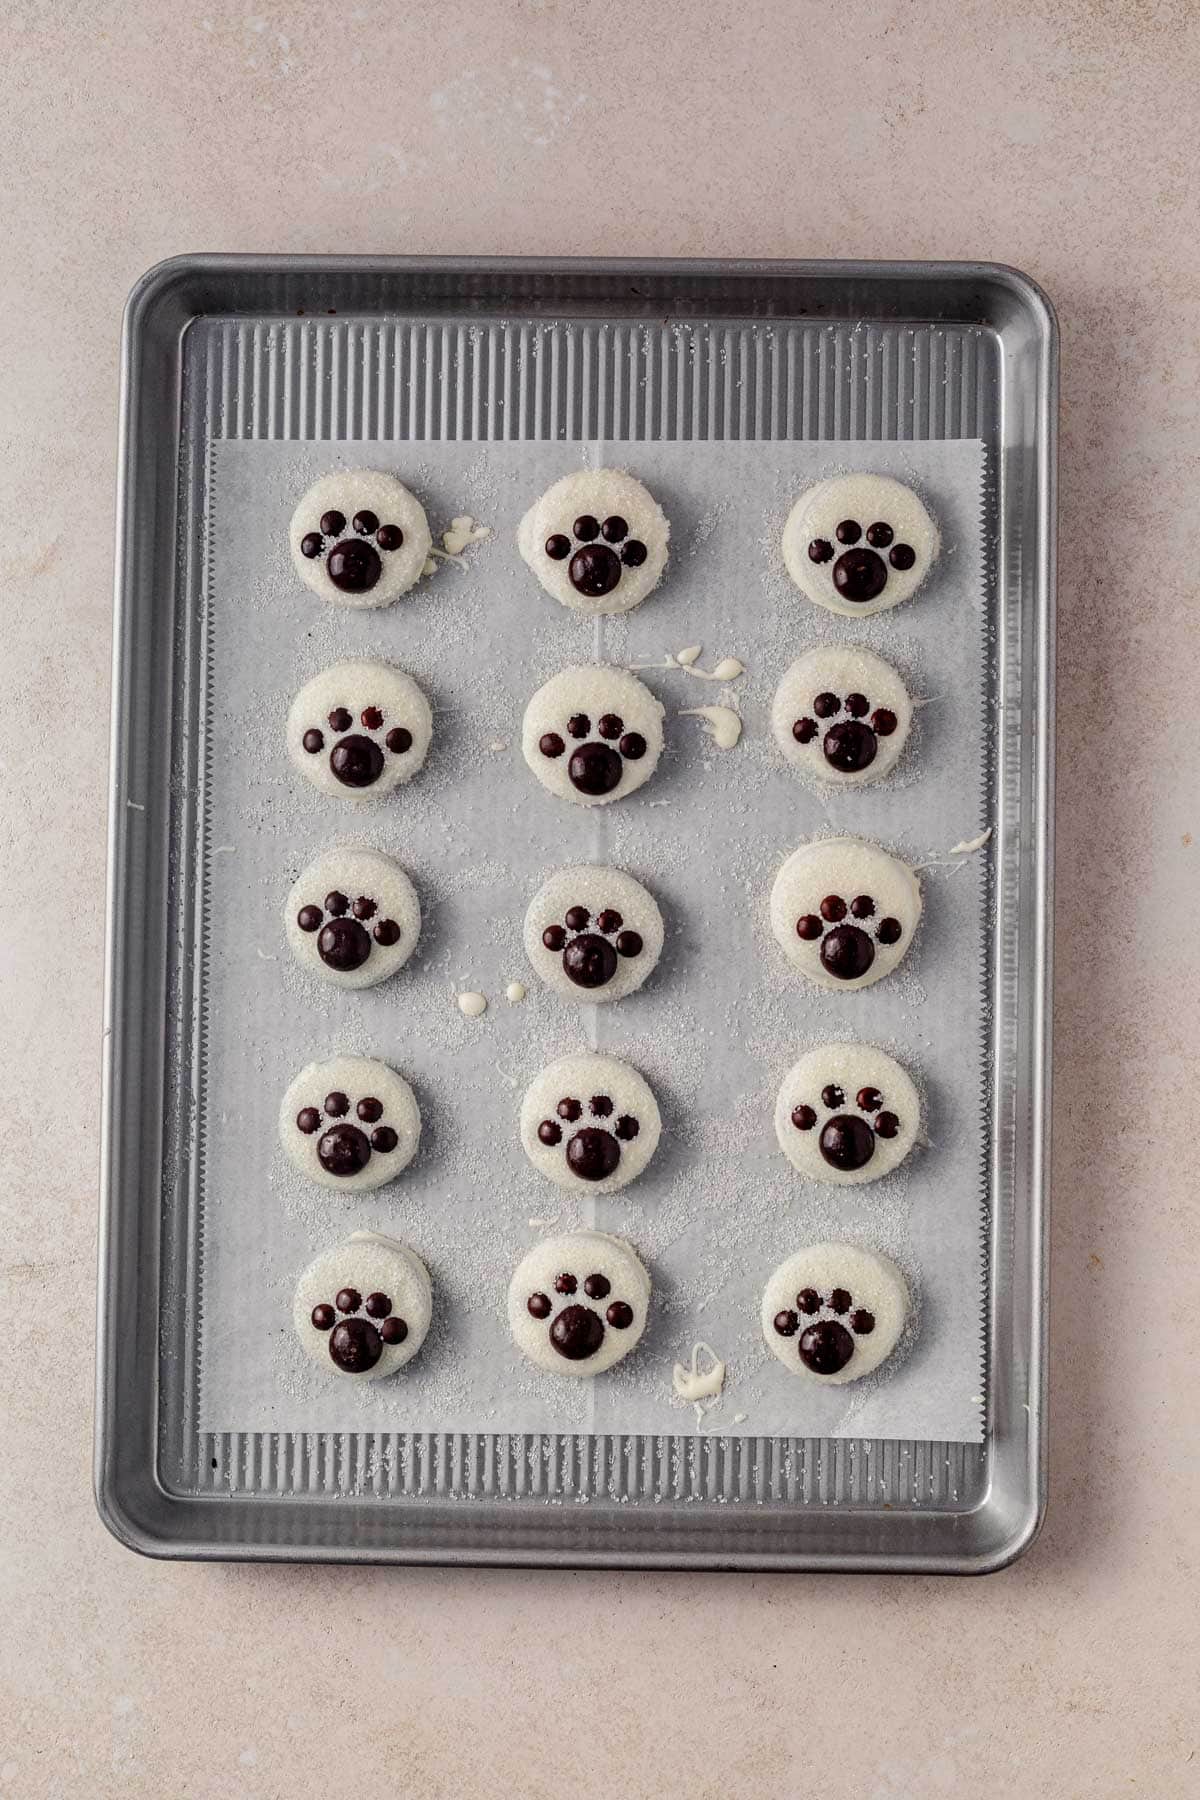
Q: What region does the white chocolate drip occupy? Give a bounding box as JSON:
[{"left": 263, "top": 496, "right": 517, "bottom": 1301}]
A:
[
  {"left": 456, "top": 990, "right": 487, "bottom": 1017},
  {"left": 680, "top": 704, "right": 742, "bottom": 750},
  {"left": 672, "top": 1342, "right": 727, "bottom": 1404},
  {"left": 629, "top": 647, "right": 746, "bottom": 683},
  {"left": 505, "top": 981, "right": 527, "bottom": 1003}
]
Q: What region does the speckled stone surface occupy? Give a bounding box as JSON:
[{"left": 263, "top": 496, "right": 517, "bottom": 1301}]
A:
[{"left": 2, "top": 2, "right": 1197, "bottom": 1794}]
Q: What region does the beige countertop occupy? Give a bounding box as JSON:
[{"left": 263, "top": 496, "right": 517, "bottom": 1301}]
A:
[{"left": 2, "top": 2, "right": 1196, "bottom": 1794}]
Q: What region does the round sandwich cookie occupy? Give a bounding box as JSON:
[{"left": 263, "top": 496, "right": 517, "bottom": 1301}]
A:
[
  {"left": 775, "top": 1043, "right": 921, "bottom": 1185},
  {"left": 762, "top": 1243, "right": 910, "bottom": 1383},
  {"left": 508, "top": 1230, "right": 651, "bottom": 1377},
  {"left": 522, "top": 665, "right": 665, "bottom": 806},
  {"left": 518, "top": 469, "right": 669, "bottom": 615},
  {"left": 294, "top": 1232, "right": 433, "bottom": 1380},
  {"left": 280, "top": 1055, "right": 421, "bottom": 1193},
  {"left": 782, "top": 473, "right": 940, "bottom": 617},
  {"left": 770, "top": 838, "right": 922, "bottom": 990},
  {"left": 285, "top": 846, "right": 420, "bottom": 989},
  {"left": 287, "top": 659, "right": 433, "bottom": 799},
  {"left": 519, "top": 1051, "right": 661, "bottom": 1193},
  {"left": 290, "top": 470, "right": 432, "bottom": 608},
  {"left": 524, "top": 865, "right": 664, "bottom": 1004},
  {"left": 772, "top": 644, "right": 913, "bottom": 785}
]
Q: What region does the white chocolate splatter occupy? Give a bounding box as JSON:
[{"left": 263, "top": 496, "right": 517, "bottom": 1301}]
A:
[
  {"left": 505, "top": 981, "right": 527, "bottom": 1003},
  {"left": 675, "top": 644, "right": 703, "bottom": 666},
  {"left": 672, "top": 1342, "right": 727, "bottom": 1404},
  {"left": 456, "top": 991, "right": 487, "bottom": 1018},
  {"left": 527, "top": 1215, "right": 560, "bottom": 1230},
  {"left": 442, "top": 515, "right": 491, "bottom": 557},
  {"left": 680, "top": 704, "right": 742, "bottom": 750},
  {"left": 913, "top": 825, "right": 995, "bottom": 874},
  {"left": 949, "top": 826, "right": 994, "bottom": 857},
  {"left": 629, "top": 648, "right": 746, "bottom": 683}
]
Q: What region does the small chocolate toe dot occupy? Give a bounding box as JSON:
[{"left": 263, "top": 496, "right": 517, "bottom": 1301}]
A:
[
  {"left": 364, "top": 1291, "right": 391, "bottom": 1317},
  {"left": 357, "top": 1097, "right": 383, "bottom": 1124},
  {"left": 543, "top": 924, "right": 568, "bottom": 951},
  {"left": 324, "top": 1091, "right": 349, "bottom": 1117},
  {"left": 820, "top": 894, "right": 846, "bottom": 922},
  {"left": 564, "top": 904, "right": 590, "bottom": 930},
  {"left": 875, "top": 1111, "right": 899, "bottom": 1139},
  {"left": 844, "top": 692, "right": 869, "bottom": 717},
  {"left": 300, "top": 532, "right": 324, "bottom": 559},
  {"left": 807, "top": 539, "right": 833, "bottom": 564},
  {"left": 328, "top": 707, "right": 352, "bottom": 733},
  {"left": 311, "top": 1303, "right": 336, "bottom": 1330},
  {"left": 614, "top": 1114, "right": 639, "bottom": 1141},
  {"left": 573, "top": 514, "right": 600, "bottom": 541},
  {"left": 791, "top": 1104, "right": 817, "bottom": 1130},
  {"left": 373, "top": 918, "right": 401, "bottom": 947},
  {"left": 598, "top": 713, "right": 623, "bottom": 739},
  {"left": 615, "top": 929, "right": 642, "bottom": 957},
  {"left": 335, "top": 1286, "right": 361, "bottom": 1314},
  {"left": 545, "top": 533, "right": 571, "bottom": 560},
  {"left": 619, "top": 732, "right": 646, "bottom": 759},
  {"left": 797, "top": 1288, "right": 821, "bottom": 1314},
  {"left": 297, "top": 1107, "right": 321, "bottom": 1134},
  {"left": 539, "top": 732, "right": 565, "bottom": 758},
  {"left": 601, "top": 515, "right": 627, "bottom": 543},
  {"left": 352, "top": 510, "right": 379, "bottom": 536},
  {"left": 774, "top": 1309, "right": 799, "bottom": 1336},
  {"left": 555, "top": 1272, "right": 578, "bottom": 1295},
  {"left": 557, "top": 1097, "right": 582, "bottom": 1122},
  {"left": 821, "top": 1084, "right": 845, "bottom": 1109},
  {"left": 568, "top": 713, "right": 590, "bottom": 739},
  {"left": 527, "top": 1292, "right": 552, "bottom": 1319},
  {"left": 796, "top": 914, "right": 823, "bottom": 940},
  {"left": 583, "top": 1272, "right": 611, "bottom": 1300},
  {"left": 297, "top": 905, "right": 322, "bottom": 932},
  {"left": 849, "top": 895, "right": 874, "bottom": 920},
  {"left": 813, "top": 691, "right": 840, "bottom": 719},
  {"left": 889, "top": 543, "right": 916, "bottom": 570},
  {"left": 850, "top": 1308, "right": 875, "bottom": 1334},
  {"left": 877, "top": 917, "right": 903, "bottom": 945},
  {"left": 856, "top": 1087, "right": 883, "bottom": 1113},
  {"left": 371, "top": 1128, "right": 397, "bottom": 1158},
  {"left": 379, "top": 1315, "right": 407, "bottom": 1344},
  {"left": 385, "top": 726, "right": 412, "bottom": 755},
  {"left": 835, "top": 519, "right": 861, "bottom": 545},
  {"left": 871, "top": 708, "right": 898, "bottom": 736},
  {"left": 620, "top": 540, "right": 647, "bottom": 567},
  {"left": 352, "top": 895, "right": 376, "bottom": 921},
  {"left": 793, "top": 716, "right": 818, "bottom": 744},
  {"left": 596, "top": 909, "right": 622, "bottom": 934},
  {"left": 320, "top": 510, "right": 346, "bottom": 537},
  {"left": 361, "top": 705, "right": 383, "bottom": 730},
  {"left": 865, "top": 522, "right": 893, "bottom": 548},
  {"left": 325, "top": 891, "right": 349, "bottom": 916},
  {"left": 302, "top": 728, "right": 324, "bottom": 754},
  {"left": 376, "top": 523, "right": 403, "bottom": 551},
  {"left": 829, "top": 1288, "right": 852, "bottom": 1314},
  {"left": 538, "top": 1119, "right": 563, "bottom": 1146},
  {"left": 607, "top": 1301, "right": 633, "bottom": 1329},
  {"left": 590, "top": 1094, "right": 614, "bottom": 1118}
]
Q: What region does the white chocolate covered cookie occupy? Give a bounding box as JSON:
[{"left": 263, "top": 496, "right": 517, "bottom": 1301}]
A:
[
  {"left": 774, "top": 1044, "right": 920, "bottom": 1184},
  {"left": 772, "top": 645, "right": 913, "bottom": 785},
  {"left": 285, "top": 847, "right": 420, "bottom": 989},
  {"left": 290, "top": 470, "right": 432, "bottom": 608},
  {"left": 280, "top": 1055, "right": 421, "bottom": 1192},
  {"left": 762, "top": 1243, "right": 910, "bottom": 1384},
  {"left": 294, "top": 1232, "right": 432, "bottom": 1380},
  {"left": 518, "top": 469, "right": 669, "bottom": 615},
  {"left": 770, "top": 838, "right": 921, "bottom": 989},
  {"left": 287, "top": 660, "right": 432, "bottom": 799},
  {"left": 508, "top": 1230, "right": 651, "bottom": 1377},
  {"left": 522, "top": 666, "right": 664, "bottom": 806},
  {"left": 519, "top": 1052, "right": 661, "bottom": 1192},
  {"left": 781, "top": 473, "right": 940, "bottom": 617},
  {"left": 523, "top": 865, "right": 664, "bottom": 1004}
]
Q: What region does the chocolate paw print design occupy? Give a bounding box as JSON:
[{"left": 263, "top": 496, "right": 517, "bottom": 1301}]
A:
[
  {"left": 520, "top": 1052, "right": 662, "bottom": 1192},
  {"left": 772, "top": 645, "right": 913, "bottom": 785},
  {"left": 781, "top": 473, "right": 940, "bottom": 618},
  {"left": 770, "top": 838, "right": 922, "bottom": 990},
  {"left": 762, "top": 1244, "right": 910, "bottom": 1385},
  {"left": 508, "top": 1230, "right": 651, "bottom": 1377},
  {"left": 294, "top": 1232, "right": 432, "bottom": 1380},
  {"left": 280, "top": 1055, "right": 421, "bottom": 1192},
  {"left": 289, "top": 471, "right": 432, "bottom": 608},
  {"left": 522, "top": 665, "right": 665, "bottom": 806},
  {"left": 524, "top": 865, "right": 664, "bottom": 1004},
  {"left": 518, "top": 470, "right": 669, "bottom": 615},
  {"left": 285, "top": 847, "right": 420, "bottom": 989},
  {"left": 287, "top": 659, "right": 432, "bottom": 799},
  {"left": 775, "top": 1044, "right": 920, "bottom": 1184}
]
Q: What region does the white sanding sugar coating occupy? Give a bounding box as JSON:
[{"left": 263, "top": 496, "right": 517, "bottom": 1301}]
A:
[
  {"left": 293, "top": 1232, "right": 433, "bottom": 1381},
  {"left": 284, "top": 846, "right": 420, "bottom": 989},
  {"left": 523, "top": 865, "right": 664, "bottom": 1004},
  {"left": 519, "top": 1051, "right": 662, "bottom": 1193},
  {"left": 762, "top": 1243, "right": 910, "bottom": 1384},
  {"left": 771, "top": 644, "right": 913, "bottom": 785},
  {"left": 781, "top": 473, "right": 940, "bottom": 617},
  {"left": 517, "top": 469, "right": 669, "bottom": 615},
  {"left": 508, "top": 1230, "right": 651, "bottom": 1377},
  {"left": 287, "top": 660, "right": 432, "bottom": 800},
  {"left": 522, "top": 665, "right": 665, "bottom": 806},
  {"left": 289, "top": 470, "right": 433, "bottom": 608},
  {"left": 279, "top": 1055, "right": 421, "bottom": 1193},
  {"left": 774, "top": 1043, "right": 921, "bottom": 1185},
  {"left": 770, "top": 837, "right": 922, "bottom": 990}
]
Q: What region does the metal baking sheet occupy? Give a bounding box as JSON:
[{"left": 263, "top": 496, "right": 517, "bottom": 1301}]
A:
[{"left": 98, "top": 256, "right": 1055, "bottom": 1571}]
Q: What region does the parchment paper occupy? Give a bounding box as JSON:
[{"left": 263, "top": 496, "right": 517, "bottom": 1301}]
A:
[{"left": 198, "top": 435, "right": 987, "bottom": 1442}]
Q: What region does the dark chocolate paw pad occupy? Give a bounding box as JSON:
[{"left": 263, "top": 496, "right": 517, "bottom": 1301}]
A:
[
  {"left": 300, "top": 509, "right": 405, "bottom": 596},
  {"left": 541, "top": 904, "right": 644, "bottom": 990},
  {"left": 524, "top": 1268, "right": 635, "bottom": 1361},
  {"left": 536, "top": 1093, "right": 639, "bottom": 1180},
  {"left": 295, "top": 889, "right": 403, "bottom": 973},
  {"left": 544, "top": 514, "right": 647, "bottom": 601},
  {"left": 296, "top": 1089, "right": 401, "bottom": 1178},
  {"left": 301, "top": 700, "right": 414, "bottom": 789},
  {"left": 310, "top": 1285, "right": 409, "bottom": 1372},
  {"left": 793, "top": 892, "right": 902, "bottom": 981},
  {"left": 792, "top": 689, "right": 898, "bottom": 775},
  {"left": 537, "top": 710, "right": 647, "bottom": 798},
  {"left": 790, "top": 1080, "right": 901, "bottom": 1174},
  {"left": 806, "top": 518, "right": 916, "bottom": 605},
  {"left": 771, "top": 1285, "right": 876, "bottom": 1374}
]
